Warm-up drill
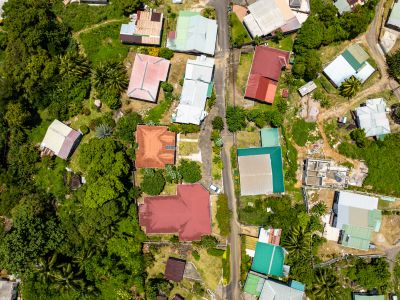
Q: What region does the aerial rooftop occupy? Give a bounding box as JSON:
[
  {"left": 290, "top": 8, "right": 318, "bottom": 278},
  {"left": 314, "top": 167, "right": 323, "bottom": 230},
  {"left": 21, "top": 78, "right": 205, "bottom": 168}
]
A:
[
  {"left": 166, "top": 11, "right": 218, "bottom": 55},
  {"left": 40, "top": 120, "right": 81, "bottom": 160},
  {"left": 251, "top": 242, "right": 285, "bottom": 277},
  {"left": 245, "top": 46, "right": 290, "bottom": 104},
  {"left": 135, "top": 125, "right": 176, "bottom": 169},
  {"left": 120, "top": 10, "right": 163, "bottom": 45},
  {"left": 355, "top": 98, "right": 391, "bottom": 138},
  {"left": 127, "top": 54, "right": 170, "bottom": 102},
  {"left": 139, "top": 184, "right": 211, "bottom": 241}
]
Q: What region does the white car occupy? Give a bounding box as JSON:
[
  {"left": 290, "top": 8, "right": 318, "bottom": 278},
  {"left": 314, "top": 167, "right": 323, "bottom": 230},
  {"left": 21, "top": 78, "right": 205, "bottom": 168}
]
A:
[{"left": 209, "top": 184, "right": 221, "bottom": 193}]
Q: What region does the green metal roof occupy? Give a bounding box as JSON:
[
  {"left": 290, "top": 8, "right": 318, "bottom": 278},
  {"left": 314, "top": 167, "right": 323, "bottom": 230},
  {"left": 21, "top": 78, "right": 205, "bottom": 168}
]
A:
[
  {"left": 347, "top": 44, "right": 370, "bottom": 65},
  {"left": 353, "top": 295, "right": 385, "bottom": 300},
  {"left": 237, "top": 147, "right": 285, "bottom": 193},
  {"left": 342, "top": 50, "right": 363, "bottom": 71},
  {"left": 341, "top": 224, "right": 373, "bottom": 250},
  {"left": 244, "top": 273, "right": 265, "bottom": 296},
  {"left": 368, "top": 209, "right": 382, "bottom": 232},
  {"left": 251, "top": 242, "right": 285, "bottom": 277},
  {"left": 261, "top": 128, "right": 280, "bottom": 147}
]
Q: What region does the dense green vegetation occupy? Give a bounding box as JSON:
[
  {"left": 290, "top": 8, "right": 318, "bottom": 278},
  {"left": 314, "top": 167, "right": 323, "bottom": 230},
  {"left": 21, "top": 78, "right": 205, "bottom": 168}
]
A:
[
  {"left": 216, "top": 194, "right": 231, "bottom": 237},
  {"left": 339, "top": 133, "right": 400, "bottom": 196},
  {"left": 229, "top": 13, "right": 251, "bottom": 47},
  {"left": 291, "top": 119, "right": 318, "bottom": 147},
  {"left": 387, "top": 49, "right": 400, "bottom": 82}
]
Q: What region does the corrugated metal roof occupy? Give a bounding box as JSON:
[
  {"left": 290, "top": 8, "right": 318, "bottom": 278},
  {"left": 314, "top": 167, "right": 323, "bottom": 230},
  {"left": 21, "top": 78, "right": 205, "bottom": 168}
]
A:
[
  {"left": 354, "top": 62, "right": 375, "bottom": 83},
  {"left": 238, "top": 154, "right": 273, "bottom": 195},
  {"left": 368, "top": 209, "right": 382, "bottom": 232},
  {"left": 353, "top": 295, "right": 385, "bottom": 300},
  {"left": 347, "top": 44, "right": 369, "bottom": 65},
  {"left": 261, "top": 128, "right": 280, "bottom": 147},
  {"left": 324, "top": 55, "right": 356, "bottom": 87},
  {"left": 298, "top": 80, "right": 317, "bottom": 96},
  {"left": 388, "top": 2, "right": 400, "bottom": 28},
  {"left": 356, "top": 98, "right": 391, "bottom": 137},
  {"left": 334, "top": 0, "right": 351, "bottom": 14},
  {"left": 251, "top": 242, "right": 285, "bottom": 276},
  {"left": 259, "top": 279, "right": 304, "bottom": 300},
  {"left": 244, "top": 273, "right": 265, "bottom": 296},
  {"left": 341, "top": 224, "right": 372, "bottom": 250},
  {"left": 342, "top": 50, "right": 363, "bottom": 71}
]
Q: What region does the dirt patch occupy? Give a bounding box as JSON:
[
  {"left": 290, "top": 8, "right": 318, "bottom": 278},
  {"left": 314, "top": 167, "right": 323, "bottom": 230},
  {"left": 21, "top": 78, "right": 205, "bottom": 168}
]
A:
[
  {"left": 375, "top": 215, "right": 400, "bottom": 246},
  {"left": 236, "top": 131, "right": 260, "bottom": 148},
  {"left": 240, "top": 225, "right": 260, "bottom": 237},
  {"left": 318, "top": 240, "right": 384, "bottom": 261}
]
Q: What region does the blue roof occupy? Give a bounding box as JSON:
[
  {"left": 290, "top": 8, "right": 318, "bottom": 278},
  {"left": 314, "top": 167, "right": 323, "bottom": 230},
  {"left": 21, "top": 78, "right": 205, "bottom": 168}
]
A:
[{"left": 261, "top": 128, "right": 280, "bottom": 147}]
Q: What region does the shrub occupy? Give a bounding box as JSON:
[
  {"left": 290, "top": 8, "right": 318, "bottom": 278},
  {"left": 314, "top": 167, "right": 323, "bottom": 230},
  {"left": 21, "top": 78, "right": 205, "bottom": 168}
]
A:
[
  {"left": 114, "top": 112, "right": 143, "bottom": 143},
  {"left": 178, "top": 160, "right": 202, "bottom": 183},
  {"left": 159, "top": 47, "right": 174, "bottom": 60},
  {"left": 161, "top": 82, "right": 173, "bottom": 93},
  {"left": 169, "top": 124, "right": 201, "bottom": 134},
  {"left": 212, "top": 116, "right": 224, "bottom": 131},
  {"left": 216, "top": 194, "right": 231, "bottom": 236},
  {"left": 140, "top": 169, "right": 165, "bottom": 195},
  {"left": 193, "top": 235, "right": 218, "bottom": 249},
  {"left": 207, "top": 248, "right": 224, "bottom": 257},
  {"left": 350, "top": 128, "right": 368, "bottom": 148},
  {"left": 82, "top": 107, "right": 91, "bottom": 116},
  {"left": 80, "top": 125, "right": 89, "bottom": 135},
  {"left": 226, "top": 106, "right": 247, "bottom": 132},
  {"left": 192, "top": 250, "right": 200, "bottom": 261}
]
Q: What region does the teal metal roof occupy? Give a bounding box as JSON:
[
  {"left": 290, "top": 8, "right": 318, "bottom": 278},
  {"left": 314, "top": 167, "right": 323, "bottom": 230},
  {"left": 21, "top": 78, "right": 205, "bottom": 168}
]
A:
[
  {"left": 251, "top": 242, "right": 285, "bottom": 277},
  {"left": 261, "top": 128, "right": 280, "bottom": 147},
  {"left": 342, "top": 50, "right": 363, "bottom": 71},
  {"left": 244, "top": 273, "right": 265, "bottom": 296},
  {"left": 237, "top": 147, "right": 284, "bottom": 193},
  {"left": 289, "top": 280, "right": 305, "bottom": 292},
  {"left": 341, "top": 224, "right": 372, "bottom": 250}
]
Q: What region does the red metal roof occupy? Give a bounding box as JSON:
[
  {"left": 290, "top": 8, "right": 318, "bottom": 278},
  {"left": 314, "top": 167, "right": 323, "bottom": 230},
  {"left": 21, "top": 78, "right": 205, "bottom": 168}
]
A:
[
  {"left": 127, "top": 54, "right": 170, "bottom": 102},
  {"left": 245, "top": 46, "right": 290, "bottom": 104},
  {"left": 135, "top": 125, "right": 176, "bottom": 169},
  {"left": 139, "top": 184, "right": 211, "bottom": 241}
]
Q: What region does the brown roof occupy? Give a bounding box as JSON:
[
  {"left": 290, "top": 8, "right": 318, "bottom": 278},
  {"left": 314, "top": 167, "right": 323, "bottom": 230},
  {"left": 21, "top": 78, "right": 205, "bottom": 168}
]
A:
[
  {"left": 135, "top": 125, "right": 176, "bottom": 169},
  {"left": 156, "top": 296, "right": 167, "bottom": 300},
  {"left": 165, "top": 257, "right": 186, "bottom": 282}
]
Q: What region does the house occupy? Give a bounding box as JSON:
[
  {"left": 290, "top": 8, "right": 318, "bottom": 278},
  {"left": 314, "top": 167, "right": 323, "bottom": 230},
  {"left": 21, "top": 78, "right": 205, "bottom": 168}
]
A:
[
  {"left": 259, "top": 279, "right": 305, "bottom": 300},
  {"left": 331, "top": 191, "right": 382, "bottom": 250},
  {"left": 243, "top": 0, "right": 307, "bottom": 38},
  {"left": 173, "top": 56, "right": 215, "bottom": 125},
  {"left": 353, "top": 294, "right": 385, "bottom": 300},
  {"left": 0, "top": 280, "right": 18, "bottom": 300},
  {"left": 166, "top": 11, "right": 218, "bottom": 55},
  {"left": 139, "top": 184, "right": 211, "bottom": 241},
  {"left": 323, "top": 44, "right": 375, "bottom": 87},
  {"left": 298, "top": 81, "right": 317, "bottom": 97},
  {"left": 135, "top": 125, "right": 176, "bottom": 169},
  {"left": 245, "top": 46, "right": 290, "bottom": 104},
  {"left": 245, "top": 227, "right": 282, "bottom": 257},
  {"left": 303, "top": 158, "right": 349, "bottom": 188},
  {"left": 127, "top": 54, "right": 170, "bottom": 102},
  {"left": 387, "top": 2, "right": 400, "bottom": 30},
  {"left": 238, "top": 128, "right": 284, "bottom": 196},
  {"left": 355, "top": 98, "right": 391, "bottom": 138},
  {"left": 334, "top": 0, "right": 352, "bottom": 14},
  {"left": 251, "top": 242, "right": 286, "bottom": 277},
  {"left": 165, "top": 257, "right": 186, "bottom": 282},
  {"left": 40, "top": 120, "right": 81, "bottom": 160},
  {"left": 120, "top": 11, "right": 163, "bottom": 45}
]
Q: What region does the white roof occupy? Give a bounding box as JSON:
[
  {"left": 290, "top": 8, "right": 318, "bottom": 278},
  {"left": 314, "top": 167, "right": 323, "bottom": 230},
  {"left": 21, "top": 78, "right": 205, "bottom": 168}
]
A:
[
  {"left": 356, "top": 98, "right": 391, "bottom": 137},
  {"left": 336, "top": 191, "right": 379, "bottom": 229},
  {"left": 388, "top": 2, "right": 400, "bottom": 28},
  {"left": 354, "top": 62, "right": 375, "bottom": 83},
  {"left": 259, "top": 279, "right": 304, "bottom": 300},
  {"left": 174, "top": 56, "right": 214, "bottom": 125},
  {"left": 0, "top": 280, "right": 17, "bottom": 300},
  {"left": 324, "top": 55, "right": 356, "bottom": 87},
  {"left": 120, "top": 22, "right": 136, "bottom": 35},
  {"left": 0, "top": 0, "right": 6, "bottom": 18},
  {"left": 244, "top": 0, "right": 286, "bottom": 37},
  {"left": 238, "top": 154, "right": 273, "bottom": 196},
  {"left": 246, "top": 249, "right": 256, "bottom": 257},
  {"left": 298, "top": 80, "right": 317, "bottom": 96}
]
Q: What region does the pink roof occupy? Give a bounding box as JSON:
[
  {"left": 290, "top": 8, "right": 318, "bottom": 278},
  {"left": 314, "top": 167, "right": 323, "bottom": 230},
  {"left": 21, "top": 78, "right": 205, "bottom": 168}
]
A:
[
  {"left": 139, "top": 184, "right": 211, "bottom": 241},
  {"left": 58, "top": 130, "right": 81, "bottom": 160},
  {"left": 245, "top": 46, "right": 290, "bottom": 104},
  {"left": 127, "top": 54, "right": 170, "bottom": 102}
]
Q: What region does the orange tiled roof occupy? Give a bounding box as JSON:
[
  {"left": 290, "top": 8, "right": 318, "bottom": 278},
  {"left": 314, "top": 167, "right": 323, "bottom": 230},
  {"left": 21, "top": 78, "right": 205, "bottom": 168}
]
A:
[{"left": 135, "top": 125, "right": 176, "bottom": 168}]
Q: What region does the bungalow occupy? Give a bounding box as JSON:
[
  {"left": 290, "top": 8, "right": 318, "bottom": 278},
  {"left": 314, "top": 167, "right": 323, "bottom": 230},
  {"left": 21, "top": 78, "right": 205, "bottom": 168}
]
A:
[
  {"left": 127, "top": 54, "right": 170, "bottom": 102},
  {"left": 331, "top": 191, "right": 382, "bottom": 250},
  {"left": 165, "top": 257, "right": 186, "bottom": 282},
  {"left": 120, "top": 11, "right": 163, "bottom": 45},
  {"left": 40, "top": 120, "right": 81, "bottom": 160},
  {"left": 251, "top": 242, "right": 286, "bottom": 277},
  {"left": 135, "top": 125, "right": 176, "bottom": 169},
  {"left": 139, "top": 184, "right": 211, "bottom": 241},
  {"left": 246, "top": 227, "right": 282, "bottom": 257},
  {"left": 323, "top": 44, "right": 375, "bottom": 87},
  {"left": 173, "top": 56, "right": 215, "bottom": 125},
  {"left": 245, "top": 46, "right": 290, "bottom": 104},
  {"left": 238, "top": 128, "right": 284, "bottom": 196},
  {"left": 166, "top": 11, "right": 218, "bottom": 55},
  {"left": 355, "top": 98, "right": 391, "bottom": 138}
]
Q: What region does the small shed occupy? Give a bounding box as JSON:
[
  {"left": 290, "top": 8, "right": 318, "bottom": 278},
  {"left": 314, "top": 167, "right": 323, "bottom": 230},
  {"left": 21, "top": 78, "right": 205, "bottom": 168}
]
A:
[
  {"left": 165, "top": 258, "right": 186, "bottom": 282},
  {"left": 298, "top": 81, "right": 317, "bottom": 96}
]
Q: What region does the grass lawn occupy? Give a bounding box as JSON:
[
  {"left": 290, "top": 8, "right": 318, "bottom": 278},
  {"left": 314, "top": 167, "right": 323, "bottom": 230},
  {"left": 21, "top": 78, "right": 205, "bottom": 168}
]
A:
[
  {"left": 229, "top": 12, "right": 251, "bottom": 46},
  {"left": 178, "top": 141, "right": 199, "bottom": 156},
  {"left": 191, "top": 248, "right": 222, "bottom": 290},
  {"left": 236, "top": 131, "right": 260, "bottom": 148},
  {"left": 290, "top": 118, "right": 319, "bottom": 147},
  {"left": 144, "top": 97, "right": 174, "bottom": 124},
  {"left": 268, "top": 34, "right": 294, "bottom": 52},
  {"left": 78, "top": 22, "right": 130, "bottom": 64},
  {"left": 237, "top": 53, "right": 253, "bottom": 94},
  {"left": 319, "top": 40, "right": 352, "bottom": 66},
  {"left": 34, "top": 158, "right": 67, "bottom": 200}
]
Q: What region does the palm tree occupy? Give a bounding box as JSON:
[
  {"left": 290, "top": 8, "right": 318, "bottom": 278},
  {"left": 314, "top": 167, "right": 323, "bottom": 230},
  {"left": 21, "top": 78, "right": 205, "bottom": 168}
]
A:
[
  {"left": 95, "top": 124, "right": 113, "bottom": 139},
  {"left": 60, "top": 52, "right": 90, "bottom": 78},
  {"left": 92, "top": 61, "right": 128, "bottom": 96},
  {"left": 51, "top": 262, "right": 86, "bottom": 293},
  {"left": 34, "top": 253, "right": 58, "bottom": 283},
  {"left": 282, "top": 225, "right": 311, "bottom": 260},
  {"left": 339, "top": 76, "right": 361, "bottom": 99},
  {"left": 312, "top": 269, "right": 341, "bottom": 299}
]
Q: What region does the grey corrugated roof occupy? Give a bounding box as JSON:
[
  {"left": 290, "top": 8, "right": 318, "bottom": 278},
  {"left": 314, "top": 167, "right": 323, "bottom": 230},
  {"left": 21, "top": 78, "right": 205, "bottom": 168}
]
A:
[
  {"left": 388, "top": 2, "right": 400, "bottom": 28},
  {"left": 356, "top": 98, "right": 391, "bottom": 137}
]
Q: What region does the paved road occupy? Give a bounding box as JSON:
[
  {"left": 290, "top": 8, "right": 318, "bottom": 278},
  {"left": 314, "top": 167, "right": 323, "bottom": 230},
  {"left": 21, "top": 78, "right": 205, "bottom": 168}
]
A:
[{"left": 209, "top": 1, "right": 242, "bottom": 299}]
